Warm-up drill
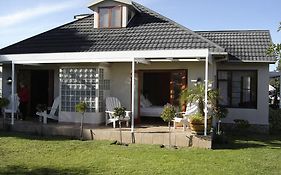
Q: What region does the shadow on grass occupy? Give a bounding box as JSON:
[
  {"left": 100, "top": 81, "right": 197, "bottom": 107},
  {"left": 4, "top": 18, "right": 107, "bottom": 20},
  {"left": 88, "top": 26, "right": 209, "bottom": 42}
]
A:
[
  {"left": 0, "top": 165, "right": 90, "bottom": 175},
  {"left": 213, "top": 133, "right": 281, "bottom": 150},
  {"left": 0, "top": 131, "right": 75, "bottom": 142}
]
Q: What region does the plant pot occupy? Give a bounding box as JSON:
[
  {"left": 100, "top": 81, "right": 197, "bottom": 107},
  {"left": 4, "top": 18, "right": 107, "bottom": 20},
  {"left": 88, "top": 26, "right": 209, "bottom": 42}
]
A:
[
  {"left": 175, "top": 121, "right": 183, "bottom": 127},
  {"left": 189, "top": 119, "right": 212, "bottom": 135}
]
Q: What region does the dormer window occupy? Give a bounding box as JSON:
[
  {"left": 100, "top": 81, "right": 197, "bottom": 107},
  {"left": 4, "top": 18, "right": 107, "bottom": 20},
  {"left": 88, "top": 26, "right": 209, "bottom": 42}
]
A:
[{"left": 99, "top": 6, "right": 122, "bottom": 28}]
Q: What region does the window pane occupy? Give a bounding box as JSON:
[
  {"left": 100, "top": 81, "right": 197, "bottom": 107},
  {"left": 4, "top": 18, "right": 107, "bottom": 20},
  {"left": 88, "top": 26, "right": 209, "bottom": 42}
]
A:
[
  {"left": 218, "top": 71, "right": 228, "bottom": 80},
  {"left": 218, "top": 81, "right": 229, "bottom": 105},
  {"left": 243, "top": 76, "right": 251, "bottom": 90},
  {"left": 100, "top": 8, "right": 110, "bottom": 28},
  {"left": 111, "top": 6, "right": 122, "bottom": 28},
  {"left": 243, "top": 89, "right": 251, "bottom": 103}
]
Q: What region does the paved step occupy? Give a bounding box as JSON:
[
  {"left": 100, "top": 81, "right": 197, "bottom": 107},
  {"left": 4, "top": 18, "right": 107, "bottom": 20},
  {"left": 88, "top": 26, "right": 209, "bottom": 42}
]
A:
[{"left": 1, "top": 120, "right": 212, "bottom": 149}]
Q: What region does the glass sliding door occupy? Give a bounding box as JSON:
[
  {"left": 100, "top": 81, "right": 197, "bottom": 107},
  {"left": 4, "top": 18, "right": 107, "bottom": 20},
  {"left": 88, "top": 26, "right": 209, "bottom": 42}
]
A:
[{"left": 170, "top": 70, "right": 187, "bottom": 108}]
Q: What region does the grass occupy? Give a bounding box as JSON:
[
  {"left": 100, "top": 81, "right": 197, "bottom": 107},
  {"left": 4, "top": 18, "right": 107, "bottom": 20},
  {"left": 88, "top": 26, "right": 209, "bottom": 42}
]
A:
[{"left": 0, "top": 132, "right": 281, "bottom": 175}]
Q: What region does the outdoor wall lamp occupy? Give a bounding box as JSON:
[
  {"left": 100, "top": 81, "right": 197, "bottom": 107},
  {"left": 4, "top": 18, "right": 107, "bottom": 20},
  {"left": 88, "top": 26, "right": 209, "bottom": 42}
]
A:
[
  {"left": 7, "top": 77, "right": 12, "bottom": 85},
  {"left": 191, "top": 78, "right": 202, "bottom": 83}
]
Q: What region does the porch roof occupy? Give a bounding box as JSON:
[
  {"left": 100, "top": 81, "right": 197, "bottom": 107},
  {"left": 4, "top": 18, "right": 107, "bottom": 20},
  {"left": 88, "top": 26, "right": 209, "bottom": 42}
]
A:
[{"left": 0, "top": 49, "right": 210, "bottom": 64}]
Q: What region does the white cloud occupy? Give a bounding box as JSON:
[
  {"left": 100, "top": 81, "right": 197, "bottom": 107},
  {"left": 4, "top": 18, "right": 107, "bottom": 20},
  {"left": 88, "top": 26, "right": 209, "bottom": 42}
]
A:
[{"left": 0, "top": 1, "right": 81, "bottom": 28}]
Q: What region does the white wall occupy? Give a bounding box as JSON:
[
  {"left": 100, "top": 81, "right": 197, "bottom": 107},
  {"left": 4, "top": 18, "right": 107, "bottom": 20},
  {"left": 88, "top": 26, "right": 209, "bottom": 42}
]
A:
[
  {"left": 217, "top": 62, "right": 269, "bottom": 125},
  {"left": 2, "top": 64, "right": 15, "bottom": 98}
]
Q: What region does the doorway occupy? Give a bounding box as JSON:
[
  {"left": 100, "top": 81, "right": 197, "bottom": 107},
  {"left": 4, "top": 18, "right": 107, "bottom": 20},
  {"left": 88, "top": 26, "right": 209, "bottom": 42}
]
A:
[
  {"left": 138, "top": 70, "right": 187, "bottom": 123},
  {"left": 17, "top": 70, "right": 54, "bottom": 118}
]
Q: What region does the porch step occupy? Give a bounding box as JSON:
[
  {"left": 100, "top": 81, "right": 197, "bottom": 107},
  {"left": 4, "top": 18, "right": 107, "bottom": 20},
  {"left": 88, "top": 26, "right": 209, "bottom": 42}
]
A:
[
  {"left": 3, "top": 121, "right": 212, "bottom": 149},
  {"left": 87, "top": 129, "right": 211, "bottom": 148}
]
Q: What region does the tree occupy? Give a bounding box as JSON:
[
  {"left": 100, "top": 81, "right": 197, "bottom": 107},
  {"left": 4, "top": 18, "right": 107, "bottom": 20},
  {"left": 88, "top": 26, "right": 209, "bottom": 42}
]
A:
[
  {"left": 75, "top": 102, "right": 87, "bottom": 140},
  {"left": 113, "top": 107, "right": 126, "bottom": 144},
  {"left": 268, "top": 22, "right": 281, "bottom": 71},
  {"left": 160, "top": 104, "right": 176, "bottom": 148}
]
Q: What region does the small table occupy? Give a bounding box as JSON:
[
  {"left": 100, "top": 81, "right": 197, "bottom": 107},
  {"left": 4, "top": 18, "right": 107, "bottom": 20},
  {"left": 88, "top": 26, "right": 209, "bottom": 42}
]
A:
[{"left": 173, "top": 117, "right": 188, "bottom": 131}]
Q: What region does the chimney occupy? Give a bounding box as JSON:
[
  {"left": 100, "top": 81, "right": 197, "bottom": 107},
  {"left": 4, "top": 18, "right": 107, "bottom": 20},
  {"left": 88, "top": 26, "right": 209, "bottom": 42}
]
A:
[{"left": 74, "top": 14, "right": 91, "bottom": 20}]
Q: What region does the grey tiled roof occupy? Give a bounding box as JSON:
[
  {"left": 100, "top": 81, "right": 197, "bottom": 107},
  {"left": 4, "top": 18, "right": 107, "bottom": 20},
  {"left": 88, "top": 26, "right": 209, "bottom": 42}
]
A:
[
  {"left": 0, "top": 2, "right": 275, "bottom": 63},
  {"left": 0, "top": 2, "right": 223, "bottom": 55},
  {"left": 196, "top": 30, "right": 276, "bottom": 62}
]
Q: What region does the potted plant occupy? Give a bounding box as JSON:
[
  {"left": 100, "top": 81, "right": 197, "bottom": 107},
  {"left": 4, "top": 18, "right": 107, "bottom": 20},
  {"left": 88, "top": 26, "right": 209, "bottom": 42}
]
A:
[
  {"left": 160, "top": 103, "right": 176, "bottom": 147},
  {"left": 0, "top": 97, "right": 9, "bottom": 128},
  {"left": 75, "top": 102, "right": 87, "bottom": 140},
  {"left": 180, "top": 83, "right": 218, "bottom": 134},
  {"left": 174, "top": 107, "right": 184, "bottom": 127},
  {"left": 113, "top": 107, "right": 127, "bottom": 144},
  {"left": 0, "top": 98, "right": 9, "bottom": 110},
  {"left": 36, "top": 104, "right": 47, "bottom": 113}
]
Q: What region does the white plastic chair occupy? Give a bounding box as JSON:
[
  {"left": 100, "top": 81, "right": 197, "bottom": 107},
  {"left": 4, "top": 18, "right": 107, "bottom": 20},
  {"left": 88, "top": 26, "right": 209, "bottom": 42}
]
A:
[
  {"left": 36, "top": 97, "right": 60, "bottom": 124},
  {"left": 105, "top": 97, "right": 131, "bottom": 128},
  {"left": 173, "top": 102, "right": 198, "bottom": 131},
  {"left": 3, "top": 94, "right": 20, "bottom": 119}
]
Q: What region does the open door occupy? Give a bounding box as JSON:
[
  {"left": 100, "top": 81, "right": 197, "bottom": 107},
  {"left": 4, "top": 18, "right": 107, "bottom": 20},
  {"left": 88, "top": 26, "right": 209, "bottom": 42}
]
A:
[
  {"left": 17, "top": 69, "right": 54, "bottom": 118},
  {"left": 138, "top": 69, "right": 188, "bottom": 123}
]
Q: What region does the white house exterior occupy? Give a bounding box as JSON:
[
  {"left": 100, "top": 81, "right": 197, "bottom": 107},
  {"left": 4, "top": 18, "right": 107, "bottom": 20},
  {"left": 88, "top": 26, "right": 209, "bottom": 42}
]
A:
[{"left": 0, "top": 0, "right": 275, "bottom": 133}]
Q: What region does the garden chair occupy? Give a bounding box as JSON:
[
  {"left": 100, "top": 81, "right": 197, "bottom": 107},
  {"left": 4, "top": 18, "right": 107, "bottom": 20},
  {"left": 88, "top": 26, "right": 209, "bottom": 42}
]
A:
[
  {"left": 173, "top": 102, "right": 198, "bottom": 131},
  {"left": 3, "top": 94, "right": 20, "bottom": 120},
  {"left": 36, "top": 96, "right": 60, "bottom": 124},
  {"left": 105, "top": 97, "right": 131, "bottom": 128}
]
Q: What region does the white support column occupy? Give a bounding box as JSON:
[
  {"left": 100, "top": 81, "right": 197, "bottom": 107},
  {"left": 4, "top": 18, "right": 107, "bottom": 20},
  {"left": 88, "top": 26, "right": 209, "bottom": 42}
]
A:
[
  {"left": 204, "top": 56, "right": 209, "bottom": 136},
  {"left": 131, "top": 58, "right": 135, "bottom": 135},
  {"left": 279, "top": 75, "right": 281, "bottom": 109},
  {"left": 11, "top": 62, "right": 15, "bottom": 125},
  {"left": 95, "top": 72, "right": 99, "bottom": 113}
]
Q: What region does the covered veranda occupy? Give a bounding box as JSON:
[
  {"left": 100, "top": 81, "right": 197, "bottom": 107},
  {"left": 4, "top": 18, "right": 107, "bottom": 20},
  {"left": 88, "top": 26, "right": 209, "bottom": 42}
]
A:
[{"left": 0, "top": 49, "right": 219, "bottom": 140}]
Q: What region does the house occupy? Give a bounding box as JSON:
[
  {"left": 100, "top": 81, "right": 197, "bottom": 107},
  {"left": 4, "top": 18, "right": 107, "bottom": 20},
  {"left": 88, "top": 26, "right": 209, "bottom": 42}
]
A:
[{"left": 0, "top": 0, "right": 275, "bottom": 134}]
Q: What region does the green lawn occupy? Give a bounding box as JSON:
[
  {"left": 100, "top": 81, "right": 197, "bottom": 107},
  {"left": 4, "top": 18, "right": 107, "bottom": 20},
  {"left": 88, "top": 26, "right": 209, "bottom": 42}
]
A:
[{"left": 0, "top": 132, "right": 281, "bottom": 175}]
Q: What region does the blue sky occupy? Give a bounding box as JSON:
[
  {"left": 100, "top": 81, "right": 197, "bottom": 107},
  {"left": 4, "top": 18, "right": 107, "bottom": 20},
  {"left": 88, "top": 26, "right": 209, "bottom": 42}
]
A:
[{"left": 0, "top": 0, "right": 280, "bottom": 69}]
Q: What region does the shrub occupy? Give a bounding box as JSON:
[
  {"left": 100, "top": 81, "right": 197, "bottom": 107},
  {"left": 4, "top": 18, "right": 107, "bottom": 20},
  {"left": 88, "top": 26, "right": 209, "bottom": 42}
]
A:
[
  {"left": 160, "top": 104, "right": 176, "bottom": 122},
  {"left": 233, "top": 119, "right": 250, "bottom": 130},
  {"left": 113, "top": 107, "right": 126, "bottom": 119},
  {"left": 269, "top": 108, "right": 281, "bottom": 134},
  {"left": 75, "top": 102, "right": 87, "bottom": 113}
]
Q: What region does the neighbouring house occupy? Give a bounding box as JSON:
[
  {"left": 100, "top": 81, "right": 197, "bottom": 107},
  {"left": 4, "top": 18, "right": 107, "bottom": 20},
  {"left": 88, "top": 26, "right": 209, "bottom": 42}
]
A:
[{"left": 0, "top": 0, "right": 275, "bottom": 133}]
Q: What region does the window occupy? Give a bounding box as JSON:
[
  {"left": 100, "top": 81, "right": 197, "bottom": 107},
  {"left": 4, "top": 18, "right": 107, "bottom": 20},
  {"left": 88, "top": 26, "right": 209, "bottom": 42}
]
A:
[
  {"left": 217, "top": 70, "right": 257, "bottom": 108},
  {"left": 60, "top": 68, "right": 110, "bottom": 113},
  {"left": 99, "top": 6, "right": 122, "bottom": 28}
]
